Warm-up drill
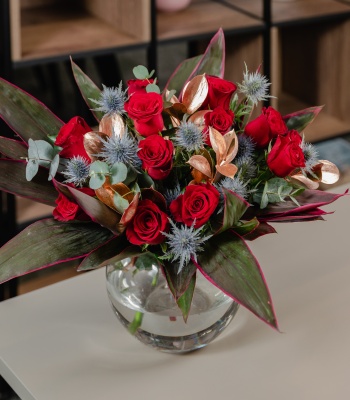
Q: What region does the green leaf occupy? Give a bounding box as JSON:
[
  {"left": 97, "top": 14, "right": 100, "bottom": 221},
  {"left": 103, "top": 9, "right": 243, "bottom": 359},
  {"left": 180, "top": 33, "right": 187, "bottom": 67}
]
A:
[
  {"left": 89, "top": 160, "right": 109, "bottom": 174},
  {"left": 0, "top": 77, "right": 63, "bottom": 143},
  {"left": 284, "top": 106, "right": 323, "bottom": 133},
  {"left": 134, "top": 252, "right": 158, "bottom": 271},
  {"left": 177, "top": 272, "right": 196, "bottom": 322},
  {"left": 197, "top": 230, "right": 278, "bottom": 329},
  {"left": 0, "top": 160, "right": 57, "bottom": 206},
  {"left": 232, "top": 218, "right": 260, "bottom": 236},
  {"left": 77, "top": 236, "right": 128, "bottom": 271},
  {"left": 113, "top": 192, "right": 129, "bottom": 213},
  {"left": 0, "top": 219, "right": 113, "bottom": 284},
  {"left": 109, "top": 162, "right": 128, "bottom": 185},
  {"left": 0, "top": 137, "right": 28, "bottom": 159},
  {"left": 133, "top": 65, "right": 150, "bottom": 79},
  {"left": 71, "top": 59, "right": 104, "bottom": 122}
]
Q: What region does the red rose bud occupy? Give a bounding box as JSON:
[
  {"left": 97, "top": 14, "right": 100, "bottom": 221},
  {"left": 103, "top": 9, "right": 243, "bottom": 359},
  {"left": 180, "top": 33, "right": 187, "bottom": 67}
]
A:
[
  {"left": 124, "top": 92, "right": 164, "bottom": 137},
  {"left": 54, "top": 116, "right": 91, "bottom": 159},
  {"left": 127, "top": 78, "right": 154, "bottom": 96},
  {"left": 204, "top": 107, "right": 234, "bottom": 145},
  {"left": 267, "top": 130, "right": 305, "bottom": 177},
  {"left": 137, "top": 134, "right": 174, "bottom": 180},
  {"left": 244, "top": 106, "right": 287, "bottom": 148},
  {"left": 204, "top": 75, "right": 237, "bottom": 110},
  {"left": 170, "top": 183, "right": 220, "bottom": 228},
  {"left": 126, "top": 199, "right": 169, "bottom": 245}
]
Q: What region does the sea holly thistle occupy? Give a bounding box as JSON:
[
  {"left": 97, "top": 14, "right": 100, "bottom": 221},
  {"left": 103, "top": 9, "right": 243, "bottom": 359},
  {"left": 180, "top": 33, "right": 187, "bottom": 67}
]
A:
[
  {"left": 90, "top": 83, "right": 127, "bottom": 115},
  {"left": 238, "top": 63, "right": 272, "bottom": 106},
  {"left": 26, "top": 138, "right": 60, "bottom": 181},
  {"left": 63, "top": 156, "right": 90, "bottom": 187}
]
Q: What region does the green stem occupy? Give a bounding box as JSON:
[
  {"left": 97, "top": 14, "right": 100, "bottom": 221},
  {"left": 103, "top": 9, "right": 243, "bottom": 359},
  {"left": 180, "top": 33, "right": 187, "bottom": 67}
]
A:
[{"left": 128, "top": 311, "right": 144, "bottom": 335}]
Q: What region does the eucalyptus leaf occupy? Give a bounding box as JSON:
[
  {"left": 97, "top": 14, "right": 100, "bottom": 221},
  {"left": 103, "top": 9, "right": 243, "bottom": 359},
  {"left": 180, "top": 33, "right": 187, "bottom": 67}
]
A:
[
  {"left": 109, "top": 162, "right": 128, "bottom": 185},
  {"left": 0, "top": 219, "right": 113, "bottom": 284},
  {"left": 71, "top": 59, "right": 104, "bottom": 122},
  {"left": 48, "top": 153, "right": 60, "bottom": 181},
  {"left": 0, "top": 160, "right": 57, "bottom": 206},
  {"left": 146, "top": 84, "right": 161, "bottom": 94},
  {"left": 133, "top": 65, "right": 150, "bottom": 80},
  {"left": 113, "top": 192, "right": 129, "bottom": 213},
  {"left": 197, "top": 230, "right": 278, "bottom": 329},
  {"left": 0, "top": 77, "right": 63, "bottom": 143},
  {"left": 26, "top": 159, "right": 39, "bottom": 181},
  {"left": 89, "top": 174, "right": 106, "bottom": 189},
  {"left": 90, "top": 160, "right": 109, "bottom": 174}
]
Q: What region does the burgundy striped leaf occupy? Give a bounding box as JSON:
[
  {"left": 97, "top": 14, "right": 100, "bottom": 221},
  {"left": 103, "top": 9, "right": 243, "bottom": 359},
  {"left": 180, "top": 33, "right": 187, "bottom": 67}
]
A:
[
  {"left": 0, "top": 136, "right": 28, "bottom": 159},
  {"left": 0, "top": 218, "right": 113, "bottom": 284},
  {"left": 243, "top": 221, "right": 277, "bottom": 240},
  {"left": 283, "top": 105, "right": 323, "bottom": 133},
  {"left": 195, "top": 230, "right": 278, "bottom": 329},
  {"left": 0, "top": 159, "right": 57, "bottom": 206},
  {"left": 0, "top": 78, "right": 63, "bottom": 143}
]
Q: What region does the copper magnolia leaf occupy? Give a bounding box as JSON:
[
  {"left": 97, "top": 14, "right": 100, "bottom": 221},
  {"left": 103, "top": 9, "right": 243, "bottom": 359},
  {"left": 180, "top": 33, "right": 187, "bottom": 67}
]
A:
[
  {"left": 0, "top": 219, "right": 113, "bottom": 284},
  {"left": 196, "top": 230, "right": 278, "bottom": 329},
  {"left": 0, "top": 78, "right": 63, "bottom": 143},
  {"left": 99, "top": 113, "right": 125, "bottom": 138},
  {"left": 209, "top": 127, "right": 226, "bottom": 161},
  {"left": 223, "top": 130, "right": 238, "bottom": 163},
  {"left": 95, "top": 180, "right": 133, "bottom": 213},
  {"left": 84, "top": 131, "right": 109, "bottom": 161},
  {"left": 318, "top": 160, "right": 340, "bottom": 185},
  {"left": 187, "top": 155, "right": 212, "bottom": 178},
  {"left": 77, "top": 235, "right": 128, "bottom": 271},
  {"left": 182, "top": 74, "right": 209, "bottom": 114},
  {"left": 141, "top": 188, "right": 167, "bottom": 210},
  {"left": 216, "top": 163, "right": 238, "bottom": 179},
  {"left": 283, "top": 105, "right": 323, "bottom": 133},
  {"left": 164, "top": 102, "right": 187, "bottom": 123},
  {"left": 0, "top": 160, "right": 57, "bottom": 206},
  {"left": 0, "top": 137, "right": 28, "bottom": 159},
  {"left": 290, "top": 174, "right": 320, "bottom": 190},
  {"left": 120, "top": 192, "right": 140, "bottom": 226},
  {"left": 71, "top": 59, "right": 104, "bottom": 122},
  {"left": 188, "top": 110, "right": 210, "bottom": 130}
]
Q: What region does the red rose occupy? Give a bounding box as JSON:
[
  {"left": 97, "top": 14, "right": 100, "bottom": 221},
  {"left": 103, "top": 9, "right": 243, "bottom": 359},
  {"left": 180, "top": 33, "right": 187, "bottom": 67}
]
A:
[
  {"left": 170, "top": 183, "right": 220, "bottom": 228},
  {"left": 126, "top": 199, "right": 169, "bottom": 245},
  {"left": 54, "top": 116, "right": 91, "bottom": 159},
  {"left": 204, "top": 107, "right": 234, "bottom": 145},
  {"left": 244, "top": 106, "right": 287, "bottom": 148},
  {"left": 267, "top": 130, "right": 305, "bottom": 177},
  {"left": 127, "top": 79, "right": 154, "bottom": 96},
  {"left": 204, "top": 76, "right": 237, "bottom": 110},
  {"left": 124, "top": 92, "right": 164, "bottom": 137},
  {"left": 137, "top": 135, "right": 174, "bottom": 180},
  {"left": 53, "top": 193, "right": 89, "bottom": 222}
]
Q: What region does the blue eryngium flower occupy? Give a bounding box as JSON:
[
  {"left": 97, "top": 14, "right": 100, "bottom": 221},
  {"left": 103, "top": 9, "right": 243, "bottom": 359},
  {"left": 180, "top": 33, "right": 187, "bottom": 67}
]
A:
[
  {"left": 63, "top": 156, "right": 90, "bottom": 187},
  {"left": 174, "top": 121, "right": 205, "bottom": 152},
  {"left": 301, "top": 140, "right": 319, "bottom": 174},
  {"left": 91, "top": 83, "right": 127, "bottom": 115},
  {"left": 219, "top": 176, "right": 250, "bottom": 200},
  {"left": 238, "top": 64, "right": 272, "bottom": 106},
  {"left": 162, "top": 220, "right": 212, "bottom": 273},
  {"left": 98, "top": 131, "right": 141, "bottom": 169}
]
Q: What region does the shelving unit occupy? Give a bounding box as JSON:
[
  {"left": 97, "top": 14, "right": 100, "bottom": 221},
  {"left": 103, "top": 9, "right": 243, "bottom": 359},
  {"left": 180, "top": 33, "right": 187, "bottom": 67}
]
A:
[{"left": 269, "top": 0, "right": 350, "bottom": 142}]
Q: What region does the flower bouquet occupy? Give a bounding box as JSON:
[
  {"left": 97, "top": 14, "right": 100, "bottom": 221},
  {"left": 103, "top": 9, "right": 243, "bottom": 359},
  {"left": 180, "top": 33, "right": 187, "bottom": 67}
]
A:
[{"left": 0, "top": 29, "right": 345, "bottom": 350}]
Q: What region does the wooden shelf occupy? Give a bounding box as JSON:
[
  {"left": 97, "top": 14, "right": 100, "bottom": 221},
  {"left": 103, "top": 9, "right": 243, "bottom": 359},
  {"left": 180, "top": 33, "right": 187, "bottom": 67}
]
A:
[
  {"left": 216, "top": 0, "right": 263, "bottom": 19},
  {"left": 157, "top": 0, "right": 264, "bottom": 41},
  {"left": 10, "top": 0, "right": 150, "bottom": 63},
  {"left": 272, "top": 0, "right": 350, "bottom": 24}
]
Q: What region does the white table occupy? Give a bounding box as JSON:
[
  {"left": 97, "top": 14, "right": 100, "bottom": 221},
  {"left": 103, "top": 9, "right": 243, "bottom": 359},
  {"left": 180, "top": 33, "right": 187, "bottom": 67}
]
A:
[{"left": 1, "top": 184, "right": 349, "bottom": 400}]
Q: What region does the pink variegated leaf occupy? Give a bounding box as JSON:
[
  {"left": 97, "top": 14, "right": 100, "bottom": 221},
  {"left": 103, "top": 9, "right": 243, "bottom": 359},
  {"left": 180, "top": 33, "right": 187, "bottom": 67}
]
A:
[
  {"left": 0, "top": 218, "right": 113, "bottom": 284},
  {"left": 283, "top": 105, "right": 323, "bottom": 133},
  {"left": 195, "top": 229, "right": 278, "bottom": 329}
]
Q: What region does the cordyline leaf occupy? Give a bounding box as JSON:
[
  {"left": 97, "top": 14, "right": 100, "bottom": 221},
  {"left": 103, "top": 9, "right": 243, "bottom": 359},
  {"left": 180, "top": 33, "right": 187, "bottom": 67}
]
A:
[
  {"left": 195, "top": 230, "right": 278, "bottom": 329},
  {"left": 0, "top": 218, "right": 113, "bottom": 284},
  {"left": 185, "top": 28, "right": 225, "bottom": 87},
  {"left": 164, "top": 55, "right": 202, "bottom": 95},
  {"left": 245, "top": 189, "right": 348, "bottom": 221},
  {"left": 79, "top": 245, "right": 150, "bottom": 271},
  {"left": 161, "top": 260, "right": 197, "bottom": 302},
  {"left": 54, "top": 180, "right": 122, "bottom": 235},
  {"left": 71, "top": 59, "right": 104, "bottom": 122},
  {"left": 243, "top": 221, "right": 277, "bottom": 241},
  {"left": 283, "top": 105, "right": 323, "bottom": 133},
  {"left": 77, "top": 235, "right": 128, "bottom": 271},
  {"left": 177, "top": 272, "right": 196, "bottom": 323},
  {"left": 0, "top": 78, "right": 63, "bottom": 143},
  {"left": 0, "top": 159, "right": 57, "bottom": 206},
  {"left": 0, "top": 137, "right": 28, "bottom": 159},
  {"left": 216, "top": 188, "right": 250, "bottom": 233},
  {"left": 232, "top": 217, "right": 260, "bottom": 236}
]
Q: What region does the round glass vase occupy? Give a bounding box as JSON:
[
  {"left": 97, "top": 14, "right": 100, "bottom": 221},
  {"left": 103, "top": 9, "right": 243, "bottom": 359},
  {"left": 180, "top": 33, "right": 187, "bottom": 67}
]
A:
[{"left": 106, "top": 260, "right": 239, "bottom": 353}]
